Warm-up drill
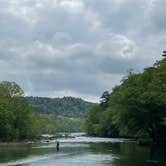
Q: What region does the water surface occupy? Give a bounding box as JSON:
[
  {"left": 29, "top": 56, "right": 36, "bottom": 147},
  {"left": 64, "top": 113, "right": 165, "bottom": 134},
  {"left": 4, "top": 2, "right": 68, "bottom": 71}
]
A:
[{"left": 0, "top": 134, "right": 166, "bottom": 166}]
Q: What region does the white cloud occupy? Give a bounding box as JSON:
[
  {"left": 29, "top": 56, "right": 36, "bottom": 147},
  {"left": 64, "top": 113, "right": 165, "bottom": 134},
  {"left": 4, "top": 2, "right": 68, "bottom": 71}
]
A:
[
  {"left": 59, "top": 0, "right": 85, "bottom": 14},
  {"left": 95, "top": 34, "right": 136, "bottom": 59},
  {"left": 0, "top": 0, "right": 165, "bottom": 102}
]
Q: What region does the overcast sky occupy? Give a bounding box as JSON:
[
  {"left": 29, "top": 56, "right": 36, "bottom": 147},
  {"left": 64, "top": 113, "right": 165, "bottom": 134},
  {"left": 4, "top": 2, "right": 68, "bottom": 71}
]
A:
[{"left": 0, "top": 0, "right": 165, "bottom": 102}]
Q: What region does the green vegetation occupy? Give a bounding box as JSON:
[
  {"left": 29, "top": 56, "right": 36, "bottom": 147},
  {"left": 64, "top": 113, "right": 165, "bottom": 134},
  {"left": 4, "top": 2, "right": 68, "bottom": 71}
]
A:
[
  {"left": 0, "top": 81, "right": 41, "bottom": 141},
  {"left": 0, "top": 81, "right": 92, "bottom": 141},
  {"left": 26, "top": 96, "right": 95, "bottom": 118},
  {"left": 84, "top": 92, "right": 119, "bottom": 138},
  {"left": 85, "top": 59, "right": 166, "bottom": 143},
  {"left": 40, "top": 115, "right": 83, "bottom": 134},
  {"left": 25, "top": 96, "right": 94, "bottom": 134}
]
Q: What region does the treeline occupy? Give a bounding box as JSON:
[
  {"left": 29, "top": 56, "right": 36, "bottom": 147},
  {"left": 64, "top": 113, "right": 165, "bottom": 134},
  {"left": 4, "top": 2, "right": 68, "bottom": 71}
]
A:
[
  {"left": 26, "top": 96, "right": 95, "bottom": 118},
  {"left": 0, "top": 81, "right": 41, "bottom": 141},
  {"left": 40, "top": 115, "right": 83, "bottom": 133},
  {"left": 85, "top": 59, "right": 166, "bottom": 143},
  {"left": 0, "top": 81, "right": 86, "bottom": 141}
]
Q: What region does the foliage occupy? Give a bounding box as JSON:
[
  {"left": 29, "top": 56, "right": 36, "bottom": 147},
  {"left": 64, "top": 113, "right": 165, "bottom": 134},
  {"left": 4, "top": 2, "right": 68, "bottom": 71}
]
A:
[
  {"left": 84, "top": 94, "right": 119, "bottom": 137},
  {"left": 0, "top": 81, "right": 94, "bottom": 141},
  {"left": 110, "top": 59, "right": 166, "bottom": 142},
  {"left": 85, "top": 59, "right": 166, "bottom": 143},
  {"left": 0, "top": 81, "right": 41, "bottom": 141},
  {"left": 40, "top": 114, "right": 84, "bottom": 134},
  {"left": 0, "top": 81, "right": 24, "bottom": 97},
  {"left": 26, "top": 96, "right": 95, "bottom": 118}
]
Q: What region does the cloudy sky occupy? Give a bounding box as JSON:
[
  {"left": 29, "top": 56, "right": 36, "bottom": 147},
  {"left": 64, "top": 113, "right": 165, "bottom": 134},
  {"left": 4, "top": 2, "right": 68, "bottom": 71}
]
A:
[{"left": 0, "top": 0, "right": 165, "bottom": 102}]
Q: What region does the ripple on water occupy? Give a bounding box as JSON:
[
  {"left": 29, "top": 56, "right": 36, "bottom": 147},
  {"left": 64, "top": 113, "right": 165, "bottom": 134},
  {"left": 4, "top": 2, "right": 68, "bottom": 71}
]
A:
[{"left": 0, "top": 149, "right": 116, "bottom": 166}]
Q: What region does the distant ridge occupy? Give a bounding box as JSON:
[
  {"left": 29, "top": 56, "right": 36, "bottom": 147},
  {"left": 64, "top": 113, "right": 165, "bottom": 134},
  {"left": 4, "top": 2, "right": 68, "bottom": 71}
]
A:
[{"left": 25, "top": 96, "right": 96, "bottom": 118}]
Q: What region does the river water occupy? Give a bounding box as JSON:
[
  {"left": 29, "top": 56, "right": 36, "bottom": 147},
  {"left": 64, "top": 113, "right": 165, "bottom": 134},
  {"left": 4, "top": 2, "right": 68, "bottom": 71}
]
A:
[{"left": 0, "top": 133, "right": 166, "bottom": 166}]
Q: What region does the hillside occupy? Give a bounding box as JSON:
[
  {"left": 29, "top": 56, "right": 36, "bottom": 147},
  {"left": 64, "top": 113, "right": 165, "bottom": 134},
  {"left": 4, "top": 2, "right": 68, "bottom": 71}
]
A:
[{"left": 26, "top": 96, "right": 95, "bottom": 118}]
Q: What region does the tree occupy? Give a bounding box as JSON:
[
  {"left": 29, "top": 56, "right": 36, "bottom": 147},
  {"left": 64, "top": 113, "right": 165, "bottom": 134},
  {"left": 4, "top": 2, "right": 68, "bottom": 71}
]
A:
[
  {"left": 110, "top": 59, "right": 166, "bottom": 142},
  {"left": 85, "top": 58, "right": 166, "bottom": 143},
  {"left": 0, "top": 81, "right": 41, "bottom": 141},
  {"left": 100, "top": 91, "right": 110, "bottom": 108},
  {"left": 0, "top": 81, "right": 24, "bottom": 97},
  {"left": 84, "top": 101, "right": 119, "bottom": 137}
]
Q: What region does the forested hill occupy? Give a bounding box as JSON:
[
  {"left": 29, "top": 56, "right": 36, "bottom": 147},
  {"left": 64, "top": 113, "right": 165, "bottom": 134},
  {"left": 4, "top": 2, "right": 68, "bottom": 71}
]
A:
[{"left": 25, "top": 96, "right": 96, "bottom": 118}]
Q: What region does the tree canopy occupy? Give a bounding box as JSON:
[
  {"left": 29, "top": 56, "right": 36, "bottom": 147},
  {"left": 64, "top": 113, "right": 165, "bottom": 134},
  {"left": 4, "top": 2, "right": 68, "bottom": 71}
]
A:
[
  {"left": 26, "top": 96, "right": 95, "bottom": 118},
  {"left": 85, "top": 58, "right": 166, "bottom": 143},
  {"left": 0, "top": 81, "right": 40, "bottom": 141},
  {"left": 0, "top": 81, "right": 24, "bottom": 97}
]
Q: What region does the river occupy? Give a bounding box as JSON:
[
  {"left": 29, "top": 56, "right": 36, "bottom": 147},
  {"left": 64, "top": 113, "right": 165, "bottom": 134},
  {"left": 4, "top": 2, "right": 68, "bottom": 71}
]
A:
[{"left": 0, "top": 133, "right": 166, "bottom": 166}]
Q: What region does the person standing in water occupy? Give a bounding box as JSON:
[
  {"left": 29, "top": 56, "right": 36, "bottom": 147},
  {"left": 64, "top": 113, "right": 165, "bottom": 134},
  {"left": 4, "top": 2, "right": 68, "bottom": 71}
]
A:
[{"left": 57, "top": 141, "right": 59, "bottom": 151}]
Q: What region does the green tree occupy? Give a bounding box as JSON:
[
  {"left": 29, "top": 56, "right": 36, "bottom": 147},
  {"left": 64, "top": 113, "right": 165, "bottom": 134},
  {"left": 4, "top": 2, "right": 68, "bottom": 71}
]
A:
[
  {"left": 0, "top": 81, "right": 41, "bottom": 141},
  {"left": 0, "top": 81, "right": 24, "bottom": 97},
  {"left": 85, "top": 103, "right": 119, "bottom": 137},
  {"left": 100, "top": 91, "right": 110, "bottom": 108},
  {"left": 85, "top": 58, "right": 166, "bottom": 143},
  {"left": 110, "top": 59, "right": 166, "bottom": 142}
]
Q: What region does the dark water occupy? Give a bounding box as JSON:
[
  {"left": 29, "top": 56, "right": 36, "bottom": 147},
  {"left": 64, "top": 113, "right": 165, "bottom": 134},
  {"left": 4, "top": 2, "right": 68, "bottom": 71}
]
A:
[{"left": 0, "top": 135, "right": 166, "bottom": 166}]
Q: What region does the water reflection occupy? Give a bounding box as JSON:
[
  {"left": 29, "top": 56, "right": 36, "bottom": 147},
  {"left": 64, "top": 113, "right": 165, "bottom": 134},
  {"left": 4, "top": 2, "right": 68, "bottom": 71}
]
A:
[{"left": 0, "top": 137, "right": 166, "bottom": 166}]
